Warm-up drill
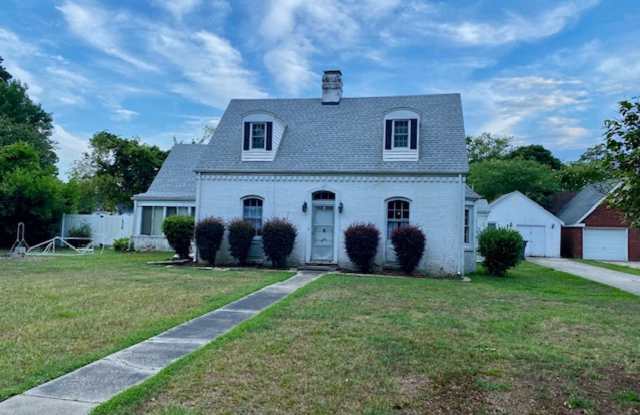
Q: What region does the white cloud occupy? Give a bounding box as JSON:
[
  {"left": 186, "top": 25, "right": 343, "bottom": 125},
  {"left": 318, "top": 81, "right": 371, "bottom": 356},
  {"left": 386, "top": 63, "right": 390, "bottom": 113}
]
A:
[
  {"left": 544, "top": 116, "right": 593, "bottom": 149},
  {"left": 0, "top": 27, "right": 43, "bottom": 98},
  {"left": 52, "top": 123, "right": 90, "bottom": 178},
  {"left": 153, "top": 0, "right": 202, "bottom": 19},
  {"left": 111, "top": 107, "right": 139, "bottom": 122},
  {"left": 57, "top": 1, "right": 158, "bottom": 72},
  {"left": 148, "top": 28, "right": 267, "bottom": 107}
]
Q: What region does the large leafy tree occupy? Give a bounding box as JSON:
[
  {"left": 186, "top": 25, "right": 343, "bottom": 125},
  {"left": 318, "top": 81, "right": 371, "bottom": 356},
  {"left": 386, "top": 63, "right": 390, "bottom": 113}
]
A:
[
  {"left": 0, "top": 143, "right": 67, "bottom": 246},
  {"left": 604, "top": 98, "right": 640, "bottom": 227},
  {"left": 468, "top": 158, "right": 560, "bottom": 206},
  {"left": 0, "top": 57, "right": 56, "bottom": 169},
  {"left": 559, "top": 144, "right": 608, "bottom": 191},
  {"left": 466, "top": 132, "right": 513, "bottom": 164},
  {"left": 72, "top": 131, "right": 167, "bottom": 211},
  {"left": 0, "top": 57, "right": 11, "bottom": 83},
  {"left": 508, "top": 144, "right": 563, "bottom": 170}
]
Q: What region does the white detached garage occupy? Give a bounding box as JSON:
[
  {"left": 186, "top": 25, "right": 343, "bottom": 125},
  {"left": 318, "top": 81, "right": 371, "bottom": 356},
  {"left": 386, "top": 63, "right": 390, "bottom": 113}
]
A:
[{"left": 488, "top": 191, "right": 564, "bottom": 257}]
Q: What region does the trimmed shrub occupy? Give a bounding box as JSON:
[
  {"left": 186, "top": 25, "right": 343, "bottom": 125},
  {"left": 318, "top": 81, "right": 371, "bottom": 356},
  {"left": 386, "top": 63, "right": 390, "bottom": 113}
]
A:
[
  {"left": 228, "top": 219, "right": 255, "bottom": 266},
  {"left": 195, "top": 217, "right": 225, "bottom": 266},
  {"left": 67, "top": 223, "right": 91, "bottom": 248},
  {"left": 391, "top": 225, "right": 426, "bottom": 274},
  {"left": 112, "top": 237, "right": 130, "bottom": 252},
  {"left": 344, "top": 223, "right": 380, "bottom": 273},
  {"left": 478, "top": 227, "right": 524, "bottom": 276},
  {"left": 162, "top": 215, "right": 194, "bottom": 259},
  {"left": 262, "top": 218, "right": 297, "bottom": 268}
]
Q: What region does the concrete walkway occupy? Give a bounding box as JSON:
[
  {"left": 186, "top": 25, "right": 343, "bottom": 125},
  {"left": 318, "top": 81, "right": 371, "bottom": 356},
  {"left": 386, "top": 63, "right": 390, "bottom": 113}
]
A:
[
  {"left": 528, "top": 257, "right": 640, "bottom": 296},
  {"left": 0, "top": 271, "right": 324, "bottom": 415},
  {"left": 606, "top": 261, "right": 640, "bottom": 270}
]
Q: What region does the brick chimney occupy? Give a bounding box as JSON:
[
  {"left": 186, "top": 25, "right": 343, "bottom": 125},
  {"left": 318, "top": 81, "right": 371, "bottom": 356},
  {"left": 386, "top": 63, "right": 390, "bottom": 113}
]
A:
[{"left": 321, "top": 70, "right": 342, "bottom": 105}]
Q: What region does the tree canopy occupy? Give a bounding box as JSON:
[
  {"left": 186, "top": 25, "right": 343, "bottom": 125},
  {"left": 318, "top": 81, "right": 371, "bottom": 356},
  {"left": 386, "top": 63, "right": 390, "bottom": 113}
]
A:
[
  {"left": 466, "top": 132, "right": 513, "bottom": 164},
  {"left": 604, "top": 98, "right": 640, "bottom": 227},
  {"left": 0, "top": 58, "right": 56, "bottom": 170},
  {"left": 71, "top": 131, "right": 168, "bottom": 211},
  {"left": 468, "top": 158, "right": 560, "bottom": 206},
  {"left": 508, "top": 145, "right": 563, "bottom": 170}
]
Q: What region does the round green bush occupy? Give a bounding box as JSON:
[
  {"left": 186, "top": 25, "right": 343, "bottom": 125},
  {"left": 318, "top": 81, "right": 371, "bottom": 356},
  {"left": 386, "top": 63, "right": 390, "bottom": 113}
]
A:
[
  {"left": 112, "top": 237, "right": 130, "bottom": 252},
  {"left": 67, "top": 223, "right": 91, "bottom": 248},
  {"left": 195, "top": 217, "right": 225, "bottom": 265},
  {"left": 478, "top": 227, "right": 524, "bottom": 276},
  {"left": 262, "top": 218, "right": 297, "bottom": 268},
  {"left": 162, "top": 215, "right": 194, "bottom": 259},
  {"left": 227, "top": 219, "right": 255, "bottom": 266},
  {"left": 344, "top": 223, "right": 380, "bottom": 273},
  {"left": 391, "top": 225, "right": 426, "bottom": 274}
]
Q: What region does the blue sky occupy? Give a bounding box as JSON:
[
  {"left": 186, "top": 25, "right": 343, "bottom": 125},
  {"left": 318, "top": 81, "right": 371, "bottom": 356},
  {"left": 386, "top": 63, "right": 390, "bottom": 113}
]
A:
[{"left": 1, "top": 0, "right": 638, "bottom": 178}]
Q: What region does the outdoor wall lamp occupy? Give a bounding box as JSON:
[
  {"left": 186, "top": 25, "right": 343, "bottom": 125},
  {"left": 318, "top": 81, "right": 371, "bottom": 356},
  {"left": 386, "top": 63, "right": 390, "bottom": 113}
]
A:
[
  {"left": 339, "top": 202, "right": 344, "bottom": 213},
  {"left": 302, "top": 201, "right": 307, "bottom": 213}
]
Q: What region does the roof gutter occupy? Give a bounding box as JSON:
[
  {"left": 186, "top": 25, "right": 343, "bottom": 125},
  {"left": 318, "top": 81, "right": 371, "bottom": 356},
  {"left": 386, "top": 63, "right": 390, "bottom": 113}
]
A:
[{"left": 194, "top": 169, "right": 469, "bottom": 176}]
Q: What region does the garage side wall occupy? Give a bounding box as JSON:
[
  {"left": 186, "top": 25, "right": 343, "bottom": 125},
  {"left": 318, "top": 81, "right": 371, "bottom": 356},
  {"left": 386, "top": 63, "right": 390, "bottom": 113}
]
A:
[{"left": 561, "top": 227, "right": 583, "bottom": 258}]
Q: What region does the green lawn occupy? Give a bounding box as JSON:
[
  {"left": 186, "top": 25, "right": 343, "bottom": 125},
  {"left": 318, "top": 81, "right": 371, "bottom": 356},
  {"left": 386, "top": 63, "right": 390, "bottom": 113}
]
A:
[
  {"left": 96, "top": 262, "right": 640, "bottom": 415},
  {"left": 579, "top": 259, "right": 640, "bottom": 277},
  {"left": 0, "top": 251, "right": 293, "bottom": 401}
]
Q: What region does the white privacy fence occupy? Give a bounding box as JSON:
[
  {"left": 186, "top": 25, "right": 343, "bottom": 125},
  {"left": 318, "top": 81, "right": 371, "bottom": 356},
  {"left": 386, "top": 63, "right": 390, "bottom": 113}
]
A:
[{"left": 61, "top": 213, "right": 134, "bottom": 246}]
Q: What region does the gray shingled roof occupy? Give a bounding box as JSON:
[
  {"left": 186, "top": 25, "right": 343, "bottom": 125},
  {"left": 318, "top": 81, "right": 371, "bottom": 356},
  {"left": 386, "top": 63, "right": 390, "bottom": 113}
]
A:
[
  {"left": 465, "top": 185, "right": 482, "bottom": 200},
  {"left": 196, "top": 94, "right": 468, "bottom": 173},
  {"left": 133, "top": 144, "right": 204, "bottom": 201},
  {"left": 557, "top": 181, "right": 618, "bottom": 225}
]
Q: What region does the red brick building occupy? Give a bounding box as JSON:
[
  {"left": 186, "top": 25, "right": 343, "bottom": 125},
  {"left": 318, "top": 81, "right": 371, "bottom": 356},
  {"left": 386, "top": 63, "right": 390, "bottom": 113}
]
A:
[{"left": 555, "top": 182, "right": 640, "bottom": 261}]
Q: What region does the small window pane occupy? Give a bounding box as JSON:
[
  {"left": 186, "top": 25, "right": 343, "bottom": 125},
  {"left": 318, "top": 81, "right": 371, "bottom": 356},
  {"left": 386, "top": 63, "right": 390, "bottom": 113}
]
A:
[
  {"left": 312, "top": 191, "right": 335, "bottom": 200},
  {"left": 177, "top": 206, "right": 190, "bottom": 216},
  {"left": 166, "top": 207, "right": 177, "bottom": 217},
  {"left": 464, "top": 208, "right": 470, "bottom": 244},
  {"left": 141, "top": 206, "right": 152, "bottom": 235},
  {"left": 152, "top": 206, "right": 164, "bottom": 235},
  {"left": 251, "top": 123, "right": 265, "bottom": 149},
  {"left": 393, "top": 120, "right": 409, "bottom": 148}
]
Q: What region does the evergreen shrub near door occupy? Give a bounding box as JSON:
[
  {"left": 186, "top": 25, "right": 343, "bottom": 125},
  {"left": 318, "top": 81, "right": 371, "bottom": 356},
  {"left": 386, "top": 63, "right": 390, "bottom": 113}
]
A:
[
  {"left": 262, "top": 218, "right": 297, "bottom": 268},
  {"left": 162, "top": 215, "right": 194, "bottom": 259},
  {"left": 195, "top": 217, "right": 225, "bottom": 265},
  {"left": 391, "top": 225, "right": 426, "bottom": 274},
  {"left": 228, "top": 219, "right": 255, "bottom": 266},
  {"left": 344, "top": 223, "right": 380, "bottom": 273},
  {"left": 478, "top": 227, "right": 524, "bottom": 276}
]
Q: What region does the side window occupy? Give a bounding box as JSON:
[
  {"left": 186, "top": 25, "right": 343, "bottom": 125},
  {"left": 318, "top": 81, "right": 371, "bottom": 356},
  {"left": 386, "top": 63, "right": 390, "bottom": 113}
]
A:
[
  {"left": 387, "top": 199, "right": 410, "bottom": 239},
  {"left": 141, "top": 206, "right": 164, "bottom": 235},
  {"left": 243, "top": 198, "right": 263, "bottom": 235},
  {"left": 393, "top": 120, "right": 409, "bottom": 148},
  {"left": 464, "top": 208, "right": 470, "bottom": 244}
]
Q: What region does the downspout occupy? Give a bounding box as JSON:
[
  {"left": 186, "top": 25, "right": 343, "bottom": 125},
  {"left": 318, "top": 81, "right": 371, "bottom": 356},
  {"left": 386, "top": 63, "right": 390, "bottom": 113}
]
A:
[{"left": 459, "top": 174, "right": 465, "bottom": 276}]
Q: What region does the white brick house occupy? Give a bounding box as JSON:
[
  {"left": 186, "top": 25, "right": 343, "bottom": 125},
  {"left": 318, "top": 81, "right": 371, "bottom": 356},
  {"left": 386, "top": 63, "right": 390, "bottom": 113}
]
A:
[{"left": 134, "top": 70, "right": 483, "bottom": 275}]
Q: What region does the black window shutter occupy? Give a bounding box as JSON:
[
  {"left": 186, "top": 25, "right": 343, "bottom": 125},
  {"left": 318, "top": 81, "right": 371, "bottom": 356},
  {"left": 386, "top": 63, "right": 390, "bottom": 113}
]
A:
[
  {"left": 266, "top": 122, "right": 273, "bottom": 151},
  {"left": 243, "top": 122, "right": 250, "bottom": 150},
  {"left": 385, "top": 120, "right": 392, "bottom": 150},
  {"left": 410, "top": 119, "right": 418, "bottom": 150}
]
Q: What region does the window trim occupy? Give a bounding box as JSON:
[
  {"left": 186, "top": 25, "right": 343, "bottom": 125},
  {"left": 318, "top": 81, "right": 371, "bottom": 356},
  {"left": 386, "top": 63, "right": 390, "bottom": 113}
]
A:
[
  {"left": 391, "top": 119, "right": 410, "bottom": 149},
  {"left": 250, "top": 122, "right": 266, "bottom": 150},
  {"left": 140, "top": 205, "right": 165, "bottom": 236}
]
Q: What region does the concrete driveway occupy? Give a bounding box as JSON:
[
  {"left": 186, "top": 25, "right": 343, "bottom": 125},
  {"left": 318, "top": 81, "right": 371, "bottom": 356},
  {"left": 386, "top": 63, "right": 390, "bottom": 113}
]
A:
[{"left": 528, "top": 257, "right": 640, "bottom": 296}]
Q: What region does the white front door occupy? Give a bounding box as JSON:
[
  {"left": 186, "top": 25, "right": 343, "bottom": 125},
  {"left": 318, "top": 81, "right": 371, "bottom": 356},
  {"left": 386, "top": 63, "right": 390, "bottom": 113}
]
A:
[
  {"left": 584, "top": 228, "right": 628, "bottom": 261},
  {"left": 311, "top": 203, "right": 335, "bottom": 262},
  {"left": 516, "top": 225, "right": 546, "bottom": 257}
]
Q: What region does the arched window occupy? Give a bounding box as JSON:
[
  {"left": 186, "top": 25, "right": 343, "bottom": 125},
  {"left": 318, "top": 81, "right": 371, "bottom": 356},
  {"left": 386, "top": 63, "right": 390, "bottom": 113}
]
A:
[
  {"left": 243, "top": 197, "right": 263, "bottom": 234},
  {"left": 387, "top": 199, "right": 410, "bottom": 238}
]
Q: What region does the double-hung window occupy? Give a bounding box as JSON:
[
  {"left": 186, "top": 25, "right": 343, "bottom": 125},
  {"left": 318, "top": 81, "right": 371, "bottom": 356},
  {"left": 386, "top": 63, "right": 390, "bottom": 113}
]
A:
[
  {"left": 251, "top": 123, "right": 266, "bottom": 149},
  {"left": 464, "top": 208, "right": 471, "bottom": 244},
  {"left": 141, "top": 206, "right": 164, "bottom": 235},
  {"left": 387, "top": 199, "right": 410, "bottom": 239},
  {"left": 243, "top": 198, "right": 263, "bottom": 235},
  {"left": 392, "top": 120, "right": 409, "bottom": 148}
]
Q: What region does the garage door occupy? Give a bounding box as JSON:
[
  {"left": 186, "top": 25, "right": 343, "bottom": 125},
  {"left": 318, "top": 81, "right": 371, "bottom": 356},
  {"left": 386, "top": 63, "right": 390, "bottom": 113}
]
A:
[
  {"left": 584, "top": 228, "right": 628, "bottom": 261},
  {"left": 516, "top": 225, "right": 546, "bottom": 257}
]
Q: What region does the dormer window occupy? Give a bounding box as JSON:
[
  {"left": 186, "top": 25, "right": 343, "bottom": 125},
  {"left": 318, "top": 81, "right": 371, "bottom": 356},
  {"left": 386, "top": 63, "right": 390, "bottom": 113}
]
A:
[
  {"left": 243, "top": 121, "right": 272, "bottom": 152},
  {"left": 392, "top": 120, "right": 409, "bottom": 148},
  {"left": 251, "top": 123, "right": 266, "bottom": 149},
  {"left": 383, "top": 109, "right": 420, "bottom": 161}
]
